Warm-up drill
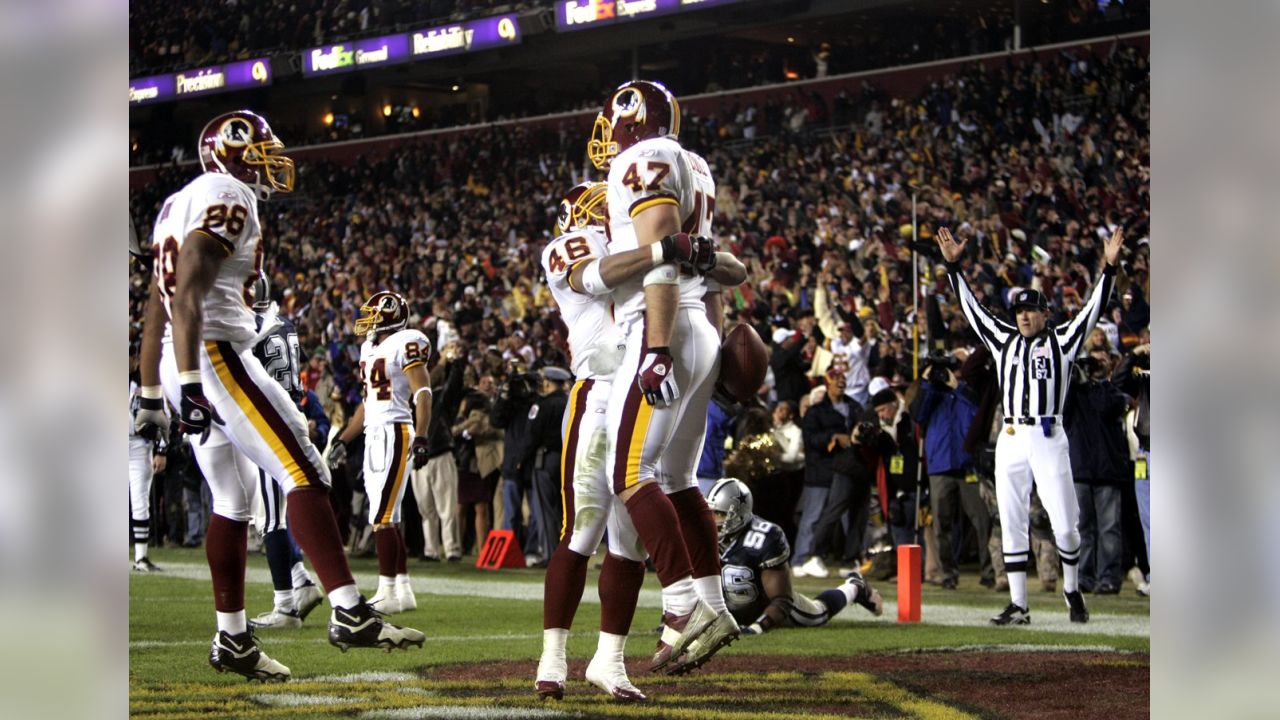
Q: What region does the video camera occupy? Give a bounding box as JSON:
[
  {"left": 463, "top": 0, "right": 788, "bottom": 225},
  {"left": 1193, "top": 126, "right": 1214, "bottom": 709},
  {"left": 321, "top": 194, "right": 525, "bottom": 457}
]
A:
[{"left": 925, "top": 351, "right": 960, "bottom": 385}]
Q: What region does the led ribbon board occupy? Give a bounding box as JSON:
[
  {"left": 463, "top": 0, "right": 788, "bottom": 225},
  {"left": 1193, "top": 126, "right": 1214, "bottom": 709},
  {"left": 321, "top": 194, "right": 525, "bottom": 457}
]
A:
[
  {"left": 130, "top": 58, "right": 272, "bottom": 106},
  {"left": 554, "top": 0, "right": 742, "bottom": 32}
]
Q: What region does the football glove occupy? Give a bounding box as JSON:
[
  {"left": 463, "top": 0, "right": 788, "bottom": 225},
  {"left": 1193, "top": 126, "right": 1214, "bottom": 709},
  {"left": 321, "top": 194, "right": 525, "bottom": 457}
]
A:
[
  {"left": 636, "top": 347, "right": 679, "bottom": 407},
  {"left": 178, "top": 383, "right": 222, "bottom": 444},
  {"left": 689, "top": 237, "right": 717, "bottom": 275},
  {"left": 411, "top": 436, "right": 430, "bottom": 469},
  {"left": 134, "top": 391, "right": 169, "bottom": 444},
  {"left": 658, "top": 233, "right": 717, "bottom": 274},
  {"left": 325, "top": 439, "right": 348, "bottom": 470}
]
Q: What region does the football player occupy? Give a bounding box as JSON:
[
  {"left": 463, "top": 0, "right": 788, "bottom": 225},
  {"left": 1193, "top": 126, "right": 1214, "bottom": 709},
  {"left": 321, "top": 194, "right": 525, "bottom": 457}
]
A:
[
  {"left": 133, "top": 110, "right": 424, "bottom": 682},
  {"left": 590, "top": 79, "right": 748, "bottom": 675},
  {"left": 326, "top": 290, "right": 431, "bottom": 615},
  {"left": 129, "top": 358, "right": 165, "bottom": 572},
  {"left": 535, "top": 182, "right": 715, "bottom": 701},
  {"left": 244, "top": 272, "right": 325, "bottom": 630},
  {"left": 707, "top": 478, "right": 884, "bottom": 634}
]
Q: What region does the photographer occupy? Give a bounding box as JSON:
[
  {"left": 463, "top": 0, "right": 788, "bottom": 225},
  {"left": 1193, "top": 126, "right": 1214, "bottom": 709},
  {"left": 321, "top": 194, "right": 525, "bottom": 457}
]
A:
[
  {"left": 526, "top": 367, "right": 571, "bottom": 567},
  {"left": 914, "top": 350, "right": 993, "bottom": 590},
  {"left": 491, "top": 369, "right": 541, "bottom": 558},
  {"left": 859, "top": 388, "right": 920, "bottom": 551},
  {"left": 1114, "top": 331, "right": 1150, "bottom": 592},
  {"left": 1065, "top": 350, "right": 1133, "bottom": 593}
]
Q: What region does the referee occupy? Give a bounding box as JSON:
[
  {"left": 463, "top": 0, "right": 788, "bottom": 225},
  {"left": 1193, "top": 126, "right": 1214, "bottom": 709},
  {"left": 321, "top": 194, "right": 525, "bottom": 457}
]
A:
[{"left": 935, "top": 225, "right": 1125, "bottom": 626}]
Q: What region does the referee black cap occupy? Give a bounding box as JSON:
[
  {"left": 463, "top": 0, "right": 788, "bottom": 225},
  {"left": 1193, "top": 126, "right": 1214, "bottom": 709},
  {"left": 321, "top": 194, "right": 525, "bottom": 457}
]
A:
[{"left": 1010, "top": 289, "right": 1049, "bottom": 312}]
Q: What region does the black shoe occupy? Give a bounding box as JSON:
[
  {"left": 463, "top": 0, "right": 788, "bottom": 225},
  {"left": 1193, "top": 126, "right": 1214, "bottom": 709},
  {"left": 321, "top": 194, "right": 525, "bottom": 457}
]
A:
[
  {"left": 420, "top": 555, "right": 440, "bottom": 563},
  {"left": 941, "top": 578, "right": 958, "bottom": 590},
  {"left": 446, "top": 555, "right": 462, "bottom": 563},
  {"left": 208, "top": 629, "right": 290, "bottom": 681},
  {"left": 1065, "top": 591, "right": 1089, "bottom": 622},
  {"left": 990, "top": 603, "right": 1031, "bottom": 626},
  {"left": 979, "top": 576, "right": 995, "bottom": 588},
  {"left": 132, "top": 557, "right": 161, "bottom": 572},
  {"left": 328, "top": 597, "right": 426, "bottom": 652},
  {"left": 1095, "top": 582, "right": 1120, "bottom": 595}
]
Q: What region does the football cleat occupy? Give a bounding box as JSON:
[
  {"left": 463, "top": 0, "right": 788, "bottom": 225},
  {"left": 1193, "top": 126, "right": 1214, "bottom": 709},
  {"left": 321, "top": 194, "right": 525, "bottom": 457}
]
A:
[
  {"left": 666, "top": 610, "right": 740, "bottom": 676},
  {"left": 328, "top": 598, "right": 425, "bottom": 652},
  {"left": 845, "top": 573, "right": 884, "bottom": 617},
  {"left": 397, "top": 583, "right": 417, "bottom": 612},
  {"left": 368, "top": 588, "right": 402, "bottom": 615},
  {"left": 586, "top": 655, "right": 647, "bottom": 702},
  {"left": 208, "top": 629, "right": 290, "bottom": 682},
  {"left": 132, "top": 557, "right": 161, "bottom": 572},
  {"left": 1065, "top": 590, "right": 1090, "bottom": 623},
  {"left": 990, "top": 603, "right": 1031, "bottom": 626},
  {"left": 294, "top": 582, "right": 325, "bottom": 621},
  {"left": 649, "top": 600, "right": 717, "bottom": 673},
  {"left": 248, "top": 608, "right": 303, "bottom": 630},
  {"left": 534, "top": 680, "right": 564, "bottom": 701}
]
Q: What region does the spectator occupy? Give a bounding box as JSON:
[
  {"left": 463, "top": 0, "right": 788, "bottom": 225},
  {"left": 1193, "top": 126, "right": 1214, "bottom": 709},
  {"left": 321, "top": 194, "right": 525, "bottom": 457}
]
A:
[
  {"left": 914, "top": 352, "right": 993, "bottom": 590},
  {"left": 697, "top": 393, "right": 738, "bottom": 495},
  {"left": 453, "top": 386, "right": 502, "bottom": 555},
  {"left": 862, "top": 387, "right": 921, "bottom": 554},
  {"left": 525, "top": 367, "right": 570, "bottom": 566},
  {"left": 1114, "top": 330, "right": 1151, "bottom": 595},
  {"left": 1065, "top": 349, "right": 1132, "bottom": 594},
  {"left": 793, "top": 368, "right": 864, "bottom": 578},
  {"left": 412, "top": 341, "right": 467, "bottom": 563},
  {"left": 491, "top": 371, "right": 540, "bottom": 561}
]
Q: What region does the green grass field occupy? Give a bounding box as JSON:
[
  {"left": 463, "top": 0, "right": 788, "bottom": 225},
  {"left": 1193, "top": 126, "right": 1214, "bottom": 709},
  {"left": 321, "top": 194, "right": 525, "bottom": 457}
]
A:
[{"left": 130, "top": 546, "right": 1149, "bottom": 719}]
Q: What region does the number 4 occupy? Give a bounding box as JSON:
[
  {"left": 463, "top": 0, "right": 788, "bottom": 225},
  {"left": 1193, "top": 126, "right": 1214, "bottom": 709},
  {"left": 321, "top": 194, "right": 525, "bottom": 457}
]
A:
[{"left": 621, "top": 161, "right": 671, "bottom": 193}]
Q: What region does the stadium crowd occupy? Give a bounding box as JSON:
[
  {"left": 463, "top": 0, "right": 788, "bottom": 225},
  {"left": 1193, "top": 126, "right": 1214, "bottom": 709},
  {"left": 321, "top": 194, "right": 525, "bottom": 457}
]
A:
[{"left": 130, "top": 41, "right": 1150, "bottom": 591}]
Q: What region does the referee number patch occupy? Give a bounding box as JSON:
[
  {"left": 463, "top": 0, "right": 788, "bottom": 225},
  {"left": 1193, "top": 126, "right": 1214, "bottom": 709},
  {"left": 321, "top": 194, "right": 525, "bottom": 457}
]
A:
[{"left": 1032, "top": 357, "right": 1050, "bottom": 380}]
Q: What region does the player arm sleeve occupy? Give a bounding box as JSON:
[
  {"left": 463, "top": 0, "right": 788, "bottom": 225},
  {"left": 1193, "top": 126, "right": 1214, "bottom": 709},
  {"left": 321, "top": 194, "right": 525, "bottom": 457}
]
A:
[{"left": 1056, "top": 264, "right": 1118, "bottom": 359}]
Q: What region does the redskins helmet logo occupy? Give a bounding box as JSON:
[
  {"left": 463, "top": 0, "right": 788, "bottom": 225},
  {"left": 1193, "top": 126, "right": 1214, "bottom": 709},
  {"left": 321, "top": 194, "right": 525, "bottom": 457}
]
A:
[
  {"left": 219, "top": 118, "right": 254, "bottom": 148},
  {"left": 556, "top": 199, "right": 573, "bottom": 232},
  {"left": 611, "top": 88, "right": 645, "bottom": 125}
]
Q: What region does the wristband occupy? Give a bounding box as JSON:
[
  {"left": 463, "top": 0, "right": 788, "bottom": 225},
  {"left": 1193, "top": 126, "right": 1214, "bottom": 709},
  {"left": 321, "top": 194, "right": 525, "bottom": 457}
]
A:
[
  {"left": 646, "top": 346, "right": 671, "bottom": 355},
  {"left": 178, "top": 371, "right": 202, "bottom": 385},
  {"left": 413, "top": 387, "right": 433, "bottom": 404},
  {"left": 140, "top": 385, "right": 163, "bottom": 400},
  {"left": 650, "top": 242, "right": 664, "bottom": 265},
  {"left": 642, "top": 264, "right": 679, "bottom": 287}
]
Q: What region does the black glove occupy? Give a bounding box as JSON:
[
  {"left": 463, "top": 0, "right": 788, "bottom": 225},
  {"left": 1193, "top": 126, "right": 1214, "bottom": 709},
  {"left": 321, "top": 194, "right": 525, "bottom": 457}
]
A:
[
  {"left": 178, "top": 383, "right": 222, "bottom": 444},
  {"left": 412, "top": 436, "right": 430, "bottom": 469},
  {"left": 659, "top": 233, "right": 717, "bottom": 272},
  {"left": 689, "top": 236, "right": 717, "bottom": 275}
]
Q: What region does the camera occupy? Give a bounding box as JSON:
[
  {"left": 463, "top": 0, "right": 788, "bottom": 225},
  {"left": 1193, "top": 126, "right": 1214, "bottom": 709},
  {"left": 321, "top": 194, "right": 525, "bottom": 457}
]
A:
[
  {"left": 503, "top": 372, "right": 538, "bottom": 401},
  {"left": 855, "top": 420, "right": 880, "bottom": 442},
  {"left": 925, "top": 352, "right": 960, "bottom": 385}
]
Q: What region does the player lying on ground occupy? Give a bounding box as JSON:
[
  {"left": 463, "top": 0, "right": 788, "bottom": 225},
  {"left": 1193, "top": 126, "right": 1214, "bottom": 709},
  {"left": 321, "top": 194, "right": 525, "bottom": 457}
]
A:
[{"left": 707, "top": 478, "right": 883, "bottom": 633}]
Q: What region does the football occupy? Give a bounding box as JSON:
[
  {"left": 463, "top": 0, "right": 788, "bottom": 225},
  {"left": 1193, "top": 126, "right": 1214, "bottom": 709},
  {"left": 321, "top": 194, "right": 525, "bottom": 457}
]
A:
[{"left": 719, "top": 322, "right": 769, "bottom": 402}]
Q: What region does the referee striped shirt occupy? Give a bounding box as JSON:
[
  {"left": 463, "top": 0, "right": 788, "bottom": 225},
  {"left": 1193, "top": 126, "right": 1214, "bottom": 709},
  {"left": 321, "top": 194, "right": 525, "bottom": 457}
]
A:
[{"left": 946, "top": 263, "right": 1117, "bottom": 420}]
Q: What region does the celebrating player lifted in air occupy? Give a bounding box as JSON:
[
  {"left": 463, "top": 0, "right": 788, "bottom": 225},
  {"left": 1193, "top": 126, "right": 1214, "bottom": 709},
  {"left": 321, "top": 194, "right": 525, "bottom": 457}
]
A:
[
  {"left": 589, "top": 79, "right": 748, "bottom": 676},
  {"left": 327, "top": 291, "right": 431, "bottom": 615},
  {"left": 133, "top": 110, "right": 424, "bottom": 682},
  {"left": 535, "top": 182, "right": 719, "bottom": 701},
  {"left": 936, "top": 224, "right": 1124, "bottom": 626}
]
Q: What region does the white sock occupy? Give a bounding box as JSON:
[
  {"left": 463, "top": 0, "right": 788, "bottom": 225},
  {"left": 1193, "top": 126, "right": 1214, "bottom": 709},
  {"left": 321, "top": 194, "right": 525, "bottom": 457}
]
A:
[
  {"left": 693, "top": 575, "right": 727, "bottom": 613},
  {"left": 377, "top": 575, "right": 395, "bottom": 594},
  {"left": 290, "top": 561, "right": 312, "bottom": 589},
  {"left": 1062, "top": 562, "right": 1079, "bottom": 593},
  {"left": 1009, "top": 571, "right": 1028, "bottom": 609},
  {"left": 273, "top": 589, "right": 296, "bottom": 612},
  {"left": 661, "top": 576, "right": 697, "bottom": 616},
  {"left": 216, "top": 611, "right": 247, "bottom": 635},
  {"left": 538, "top": 628, "right": 569, "bottom": 681},
  {"left": 395, "top": 573, "right": 411, "bottom": 589},
  {"left": 328, "top": 583, "right": 361, "bottom": 610},
  {"left": 595, "top": 631, "right": 627, "bottom": 664},
  {"left": 837, "top": 580, "right": 860, "bottom": 606},
  {"left": 134, "top": 543, "right": 149, "bottom": 562}
]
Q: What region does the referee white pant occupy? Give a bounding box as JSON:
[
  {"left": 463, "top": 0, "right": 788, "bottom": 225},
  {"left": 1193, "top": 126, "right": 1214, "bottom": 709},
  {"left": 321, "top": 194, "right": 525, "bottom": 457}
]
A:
[
  {"left": 994, "top": 420, "right": 1081, "bottom": 574},
  {"left": 129, "top": 437, "right": 154, "bottom": 545}
]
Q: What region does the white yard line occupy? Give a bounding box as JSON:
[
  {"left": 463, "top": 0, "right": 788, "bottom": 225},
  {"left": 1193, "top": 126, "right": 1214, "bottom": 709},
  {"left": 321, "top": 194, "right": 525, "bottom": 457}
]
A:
[{"left": 136, "top": 562, "right": 1148, "bottom": 639}]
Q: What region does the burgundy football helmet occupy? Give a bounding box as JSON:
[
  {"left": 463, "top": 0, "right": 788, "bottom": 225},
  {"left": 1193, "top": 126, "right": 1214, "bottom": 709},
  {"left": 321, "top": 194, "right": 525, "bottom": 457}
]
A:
[
  {"left": 588, "top": 80, "right": 681, "bottom": 170},
  {"left": 198, "top": 110, "right": 295, "bottom": 198},
  {"left": 555, "top": 182, "right": 607, "bottom": 235},
  {"left": 354, "top": 291, "right": 410, "bottom": 339}
]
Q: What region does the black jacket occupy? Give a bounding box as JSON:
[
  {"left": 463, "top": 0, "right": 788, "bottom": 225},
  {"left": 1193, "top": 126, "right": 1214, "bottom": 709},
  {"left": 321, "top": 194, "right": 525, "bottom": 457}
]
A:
[
  {"left": 530, "top": 389, "right": 568, "bottom": 473},
  {"left": 425, "top": 358, "right": 466, "bottom": 458},
  {"left": 863, "top": 413, "right": 920, "bottom": 494},
  {"left": 800, "top": 394, "right": 861, "bottom": 487},
  {"left": 492, "top": 386, "right": 536, "bottom": 483},
  {"left": 1064, "top": 379, "right": 1132, "bottom": 484},
  {"left": 1113, "top": 352, "right": 1150, "bottom": 450},
  {"left": 769, "top": 334, "right": 812, "bottom": 406}
]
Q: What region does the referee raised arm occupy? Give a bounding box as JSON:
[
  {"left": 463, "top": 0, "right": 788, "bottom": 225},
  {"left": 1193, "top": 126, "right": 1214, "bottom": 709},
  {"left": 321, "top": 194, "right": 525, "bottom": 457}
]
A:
[{"left": 935, "top": 225, "right": 1125, "bottom": 627}]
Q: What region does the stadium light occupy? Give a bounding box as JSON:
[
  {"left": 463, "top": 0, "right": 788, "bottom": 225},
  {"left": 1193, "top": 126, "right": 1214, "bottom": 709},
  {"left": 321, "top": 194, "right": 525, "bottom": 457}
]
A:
[
  {"left": 323, "top": 112, "right": 334, "bottom": 125},
  {"left": 412, "top": 107, "right": 421, "bottom": 118},
  {"left": 383, "top": 104, "right": 393, "bottom": 117}
]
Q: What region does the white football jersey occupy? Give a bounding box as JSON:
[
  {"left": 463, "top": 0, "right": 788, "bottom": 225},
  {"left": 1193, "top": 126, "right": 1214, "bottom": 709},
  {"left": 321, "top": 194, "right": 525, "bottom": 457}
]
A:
[
  {"left": 540, "top": 226, "right": 623, "bottom": 380},
  {"left": 359, "top": 328, "right": 431, "bottom": 427},
  {"left": 150, "top": 172, "right": 263, "bottom": 343},
  {"left": 605, "top": 137, "right": 716, "bottom": 333}
]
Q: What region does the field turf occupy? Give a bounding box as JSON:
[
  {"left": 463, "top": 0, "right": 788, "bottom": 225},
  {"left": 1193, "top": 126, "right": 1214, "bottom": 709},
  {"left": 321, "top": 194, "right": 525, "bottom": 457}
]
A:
[{"left": 130, "top": 546, "right": 1149, "bottom": 719}]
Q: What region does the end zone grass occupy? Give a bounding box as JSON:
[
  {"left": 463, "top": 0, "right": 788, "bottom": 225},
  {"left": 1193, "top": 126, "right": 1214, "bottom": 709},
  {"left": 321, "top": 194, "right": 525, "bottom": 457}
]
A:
[{"left": 130, "top": 547, "right": 1149, "bottom": 718}]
